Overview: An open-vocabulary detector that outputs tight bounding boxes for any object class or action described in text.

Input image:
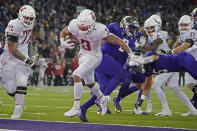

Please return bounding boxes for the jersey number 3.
[81,39,91,51]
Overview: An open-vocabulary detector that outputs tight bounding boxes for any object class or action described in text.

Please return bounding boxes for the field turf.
[0,86,196,130]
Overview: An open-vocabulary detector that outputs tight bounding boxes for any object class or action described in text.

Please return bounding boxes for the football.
[65,34,78,44]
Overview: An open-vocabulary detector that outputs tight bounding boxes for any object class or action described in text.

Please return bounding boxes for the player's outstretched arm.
[172,40,192,54]
[103,33,133,54]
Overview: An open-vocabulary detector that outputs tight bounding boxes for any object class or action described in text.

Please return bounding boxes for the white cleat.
[64,108,81,118]
[155,110,172,116]
[11,105,23,119]
[181,110,197,116]
[133,106,148,115]
[146,102,152,113]
[100,96,110,116]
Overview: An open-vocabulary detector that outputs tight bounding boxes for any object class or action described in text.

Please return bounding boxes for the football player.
[60,10,139,118]
[79,16,142,122]
[187,8,197,109]
[1,5,36,119]
[132,15,197,116]
[113,15,169,115]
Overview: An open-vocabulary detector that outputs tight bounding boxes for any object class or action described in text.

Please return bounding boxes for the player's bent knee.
[16,86,27,95]
[72,74,81,82]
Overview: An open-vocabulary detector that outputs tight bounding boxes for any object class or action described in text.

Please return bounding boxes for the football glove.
[160,49,172,54]
[60,38,75,49]
[24,58,35,69]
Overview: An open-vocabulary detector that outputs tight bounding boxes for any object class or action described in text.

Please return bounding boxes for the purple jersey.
[101,23,142,65]
[144,51,197,80]
[193,23,197,30]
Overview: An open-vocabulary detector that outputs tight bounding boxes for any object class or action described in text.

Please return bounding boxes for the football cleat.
[97,107,112,115]
[155,109,172,116]
[113,97,122,113]
[79,107,88,122]
[64,107,81,118]
[133,103,148,115]
[11,105,23,119]
[0,101,2,106]
[100,96,110,116]
[181,110,197,116]
[146,102,152,113]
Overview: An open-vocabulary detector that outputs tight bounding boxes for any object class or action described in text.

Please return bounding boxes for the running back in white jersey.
[4,18,34,58]
[148,31,170,54]
[68,19,109,55]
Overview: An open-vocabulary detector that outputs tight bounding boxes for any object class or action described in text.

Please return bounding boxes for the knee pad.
[7,92,16,97]
[16,86,27,95]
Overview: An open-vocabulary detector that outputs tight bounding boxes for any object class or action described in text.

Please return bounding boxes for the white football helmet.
[144,17,159,36]
[77,9,96,35]
[178,15,193,34]
[150,14,162,28]
[18,5,36,27]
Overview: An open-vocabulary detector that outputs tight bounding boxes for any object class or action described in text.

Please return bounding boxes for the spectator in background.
[38,54,46,86]
[63,59,68,85]
[54,59,65,86]
[31,55,39,86]
[39,24,45,42]
[45,58,54,86]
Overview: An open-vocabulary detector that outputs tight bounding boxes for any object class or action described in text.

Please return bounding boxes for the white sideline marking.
[0,129,23,131]
[25,112,46,115]
[0,114,9,116]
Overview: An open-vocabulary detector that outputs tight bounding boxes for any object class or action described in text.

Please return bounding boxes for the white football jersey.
[4,18,34,58]
[148,31,170,54]
[178,29,197,60]
[68,19,109,55]
[38,57,46,70]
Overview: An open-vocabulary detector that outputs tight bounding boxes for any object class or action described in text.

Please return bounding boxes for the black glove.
[160,49,172,54]
[24,58,36,69]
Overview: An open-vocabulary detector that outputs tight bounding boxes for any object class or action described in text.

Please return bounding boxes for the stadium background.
[0,0,197,87]
[0,0,197,130]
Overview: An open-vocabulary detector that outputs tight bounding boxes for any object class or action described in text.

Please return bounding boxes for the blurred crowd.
[0,0,196,86]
